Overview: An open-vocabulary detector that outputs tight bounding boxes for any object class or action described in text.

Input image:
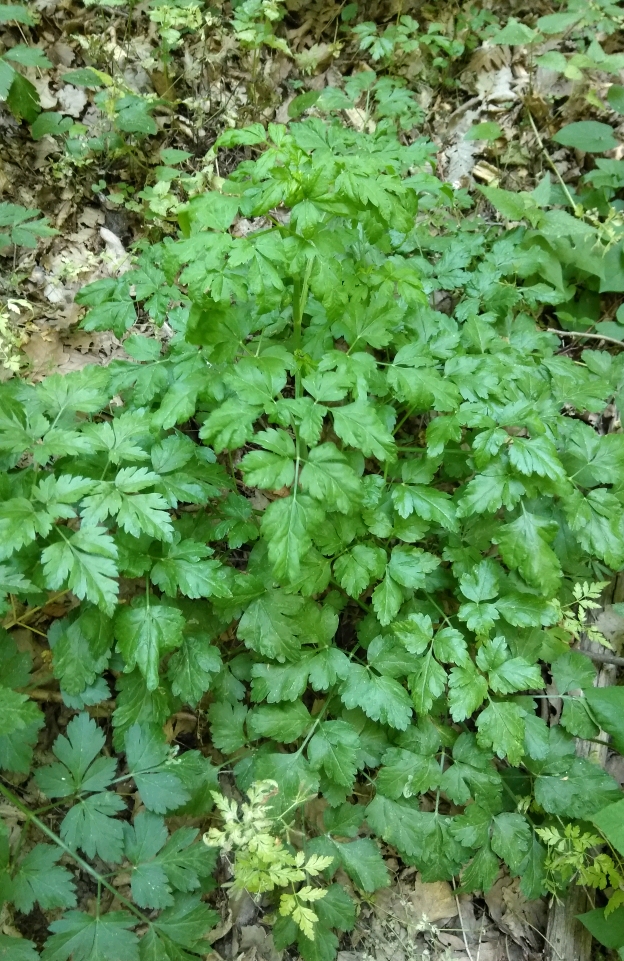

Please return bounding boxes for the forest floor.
[2,0,624,959]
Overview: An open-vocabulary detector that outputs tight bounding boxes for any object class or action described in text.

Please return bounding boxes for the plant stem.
[292,258,313,400]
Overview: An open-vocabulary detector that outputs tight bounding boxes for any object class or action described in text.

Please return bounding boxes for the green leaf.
[477,636,543,694]
[371,573,403,626]
[3,45,52,67]
[334,544,386,598]
[238,591,306,662]
[6,72,40,123]
[35,712,115,797]
[308,721,360,788]
[150,893,219,949]
[332,401,396,461]
[10,845,76,914]
[331,837,389,892]
[124,811,216,909]
[49,607,113,696]
[0,688,41,738]
[460,842,500,893]
[518,835,546,899]
[297,928,339,961]
[207,701,248,754]
[551,651,596,693]
[608,84,624,115]
[448,663,488,722]
[584,687,624,752]
[553,121,618,153]
[0,936,39,961]
[247,701,310,742]
[41,912,139,961]
[439,733,501,805]
[491,813,531,873]
[494,511,562,595]
[592,798,624,856]
[377,747,440,799]
[491,18,538,44]
[124,724,190,813]
[0,6,35,24]
[578,907,624,949]
[42,527,119,616]
[151,539,230,600]
[365,794,426,858]
[61,791,126,863]
[340,665,412,730]
[300,443,361,513]
[391,484,457,530]
[535,756,621,816]
[167,634,222,706]
[409,654,447,714]
[114,598,185,691]
[315,884,356,931]
[476,701,525,765]
[465,122,503,141]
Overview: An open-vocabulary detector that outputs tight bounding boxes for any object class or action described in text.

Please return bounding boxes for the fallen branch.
[545,328,624,350]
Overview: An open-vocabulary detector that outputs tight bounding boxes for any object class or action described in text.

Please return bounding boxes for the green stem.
[292,258,313,400]
[0,780,150,926]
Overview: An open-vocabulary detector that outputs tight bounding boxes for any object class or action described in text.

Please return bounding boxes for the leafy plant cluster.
[2,102,624,958]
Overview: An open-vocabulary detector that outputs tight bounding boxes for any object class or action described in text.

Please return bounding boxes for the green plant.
[3,112,624,960]
[204,780,343,939]
[0,203,57,253]
[0,704,221,959]
[0,5,50,122]
[148,0,205,84]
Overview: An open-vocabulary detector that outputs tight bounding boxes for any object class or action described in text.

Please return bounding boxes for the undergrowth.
[1,108,624,959]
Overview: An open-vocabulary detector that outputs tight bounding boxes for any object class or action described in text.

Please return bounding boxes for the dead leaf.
[23,329,64,379]
[409,876,456,922]
[56,84,88,117]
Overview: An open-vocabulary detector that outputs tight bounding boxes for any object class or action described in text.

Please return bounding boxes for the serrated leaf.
[364,794,426,858]
[41,912,139,961]
[60,791,126,863]
[371,573,403,626]
[237,591,306,662]
[0,935,39,961]
[340,665,412,730]
[332,401,395,461]
[124,724,190,813]
[448,663,488,722]
[42,527,119,616]
[10,845,77,914]
[491,813,531,873]
[333,544,386,598]
[300,443,361,513]
[308,721,360,788]
[409,653,447,714]
[167,634,222,706]
[494,511,562,596]
[377,747,440,799]
[476,701,525,765]
[151,538,230,600]
[124,811,216,909]
[114,598,185,692]
[535,756,621,816]
[247,701,310,742]
[207,701,248,754]
[0,689,41,738]
[35,713,115,797]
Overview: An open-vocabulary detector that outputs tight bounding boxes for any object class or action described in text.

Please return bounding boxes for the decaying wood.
[544,575,624,961]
